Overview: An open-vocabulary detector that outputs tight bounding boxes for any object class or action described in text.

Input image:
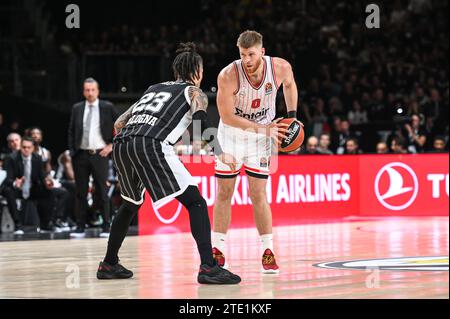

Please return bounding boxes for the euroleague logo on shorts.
[374,162,419,211]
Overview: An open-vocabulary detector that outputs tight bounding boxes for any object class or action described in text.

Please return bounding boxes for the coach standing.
[68,78,118,237]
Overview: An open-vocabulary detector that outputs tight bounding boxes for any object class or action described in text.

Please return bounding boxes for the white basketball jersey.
[233,56,278,125]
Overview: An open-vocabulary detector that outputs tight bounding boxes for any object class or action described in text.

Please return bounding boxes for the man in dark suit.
[2,137,55,234]
[68,78,118,237]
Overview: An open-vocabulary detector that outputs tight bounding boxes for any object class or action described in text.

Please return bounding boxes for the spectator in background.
[300,136,320,155]
[331,119,354,154]
[430,135,448,153]
[344,138,363,155]
[347,100,368,125]
[404,114,427,153]
[2,137,56,234]
[5,133,21,155]
[317,133,333,155]
[54,150,77,228]
[390,136,409,154]
[376,142,390,154]
[28,127,53,174]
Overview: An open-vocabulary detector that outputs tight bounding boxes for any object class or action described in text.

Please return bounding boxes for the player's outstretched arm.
[188,86,237,171]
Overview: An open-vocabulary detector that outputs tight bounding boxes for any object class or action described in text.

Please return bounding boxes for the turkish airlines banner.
[138,154,449,235]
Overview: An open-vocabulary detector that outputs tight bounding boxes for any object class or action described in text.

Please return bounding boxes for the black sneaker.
[197,264,241,285]
[97,261,133,279]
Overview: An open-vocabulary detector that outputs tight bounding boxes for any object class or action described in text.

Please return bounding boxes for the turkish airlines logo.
[374,162,419,210]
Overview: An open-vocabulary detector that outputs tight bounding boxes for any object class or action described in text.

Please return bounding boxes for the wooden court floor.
[0,217,448,299]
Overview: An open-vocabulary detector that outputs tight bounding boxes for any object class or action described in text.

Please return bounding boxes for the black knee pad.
[177,186,207,210]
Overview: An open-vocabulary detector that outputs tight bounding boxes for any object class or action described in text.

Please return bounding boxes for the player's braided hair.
[172,42,203,84]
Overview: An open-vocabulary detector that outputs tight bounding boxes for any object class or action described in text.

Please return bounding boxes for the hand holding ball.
[277,118,304,153]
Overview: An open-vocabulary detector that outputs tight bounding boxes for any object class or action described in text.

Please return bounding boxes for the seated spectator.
[376,142,389,154]
[317,133,333,155]
[28,127,53,174]
[5,133,21,155]
[331,119,354,154]
[390,136,409,154]
[300,136,320,155]
[2,137,57,234]
[54,150,77,228]
[344,138,363,155]
[430,135,448,153]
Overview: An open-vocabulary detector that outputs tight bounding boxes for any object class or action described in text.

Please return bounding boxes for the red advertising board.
[138,154,449,235]
[359,154,449,216]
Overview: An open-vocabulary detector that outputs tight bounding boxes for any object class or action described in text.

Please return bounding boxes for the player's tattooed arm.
[114,104,134,131]
[188,86,209,113]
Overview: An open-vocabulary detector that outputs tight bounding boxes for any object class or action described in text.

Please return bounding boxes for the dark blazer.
[68,100,118,156]
[3,152,48,197]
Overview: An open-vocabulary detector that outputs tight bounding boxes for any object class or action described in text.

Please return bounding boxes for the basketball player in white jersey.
[213,30,300,273]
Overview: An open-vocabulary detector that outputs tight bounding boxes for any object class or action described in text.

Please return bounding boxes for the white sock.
[260,234,274,255]
[212,232,226,252]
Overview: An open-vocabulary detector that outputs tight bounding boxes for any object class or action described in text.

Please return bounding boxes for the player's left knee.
[249,190,268,204]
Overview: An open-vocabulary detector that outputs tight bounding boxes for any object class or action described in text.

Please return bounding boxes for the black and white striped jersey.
[115,81,195,145]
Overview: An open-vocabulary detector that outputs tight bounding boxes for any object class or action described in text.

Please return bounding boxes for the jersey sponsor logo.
[265,83,273,95]
[314,256,449,271]
[235,107,269,121]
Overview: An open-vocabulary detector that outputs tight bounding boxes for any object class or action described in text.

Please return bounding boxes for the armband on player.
[287,111,297,118]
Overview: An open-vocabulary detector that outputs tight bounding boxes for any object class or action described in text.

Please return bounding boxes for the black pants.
[72,150,111,228]
[60,180,76,221]
[1,186,53,228]
[51,187,70,221]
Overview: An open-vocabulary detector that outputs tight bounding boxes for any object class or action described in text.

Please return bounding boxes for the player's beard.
[244,57,263,75]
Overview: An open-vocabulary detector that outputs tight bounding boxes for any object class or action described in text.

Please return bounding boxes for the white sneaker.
[99,232,110,238]
[70,229,86,238]
[13,229,24,235]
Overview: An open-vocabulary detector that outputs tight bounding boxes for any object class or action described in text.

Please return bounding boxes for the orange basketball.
[278,118,304,153]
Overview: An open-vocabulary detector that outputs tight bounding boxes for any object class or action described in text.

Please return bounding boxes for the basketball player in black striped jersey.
[212,30,301,273]
[97,43,241,284]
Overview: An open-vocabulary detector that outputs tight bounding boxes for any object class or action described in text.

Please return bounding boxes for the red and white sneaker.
[261,249,279,274]
[212,247,229,269]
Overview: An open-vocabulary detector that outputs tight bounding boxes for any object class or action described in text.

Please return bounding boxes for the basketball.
[278,118,304,153]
